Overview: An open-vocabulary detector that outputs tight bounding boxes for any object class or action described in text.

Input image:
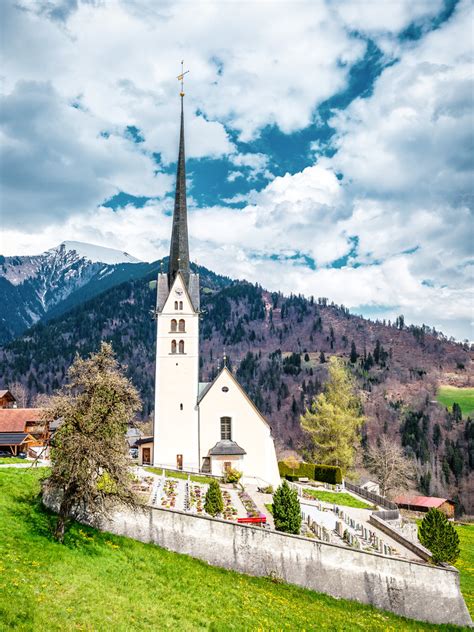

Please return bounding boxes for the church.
[150,90,280,489]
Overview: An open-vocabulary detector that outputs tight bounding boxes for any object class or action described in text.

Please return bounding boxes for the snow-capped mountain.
[50,241,142,265]
[0,242,150,344]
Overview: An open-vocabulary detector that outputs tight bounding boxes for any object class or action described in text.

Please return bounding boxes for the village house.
[0,389,16,409]
[0,408,49,457]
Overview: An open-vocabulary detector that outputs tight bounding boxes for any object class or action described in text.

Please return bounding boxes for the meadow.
[303,489,372,509]
[437,386,474,417]
[0,468,471,631]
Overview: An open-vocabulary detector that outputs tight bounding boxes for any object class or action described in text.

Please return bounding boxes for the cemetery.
[138,467,430,563]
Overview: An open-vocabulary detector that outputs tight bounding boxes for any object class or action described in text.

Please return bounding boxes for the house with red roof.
[0,408,49,457]
[394,495,455,519]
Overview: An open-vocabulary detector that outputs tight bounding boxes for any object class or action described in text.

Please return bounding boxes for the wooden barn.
[394,495,455,519]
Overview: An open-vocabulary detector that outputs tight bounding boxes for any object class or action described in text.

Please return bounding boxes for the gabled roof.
[0,409,44,433]
[208,440,246,456]
[198,366,270,429]
[0,389,15,401]
[0,432,35,446]
[394,495,452,508]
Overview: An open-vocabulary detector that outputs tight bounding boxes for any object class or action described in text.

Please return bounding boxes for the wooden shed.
[394,495,455,519]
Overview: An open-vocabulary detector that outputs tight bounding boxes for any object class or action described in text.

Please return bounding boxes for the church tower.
[153,88,200,470]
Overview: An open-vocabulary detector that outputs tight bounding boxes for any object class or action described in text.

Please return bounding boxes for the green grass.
[145,466,216,485]
[455,524,474,618]
[0,457,29,465]
[437,386,474,417]
[303,489,372,509]
[0,469,467,631]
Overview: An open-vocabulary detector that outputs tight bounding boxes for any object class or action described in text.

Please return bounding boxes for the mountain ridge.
[0,260,472,512]
[0,242,146,343]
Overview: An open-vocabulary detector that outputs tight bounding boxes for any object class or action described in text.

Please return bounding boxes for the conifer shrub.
[272,480,302,535]
[418,508,460,564]
[204,479,224,517]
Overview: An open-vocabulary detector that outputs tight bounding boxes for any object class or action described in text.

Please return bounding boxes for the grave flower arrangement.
[238,490,261,518]
[222,490,238,521]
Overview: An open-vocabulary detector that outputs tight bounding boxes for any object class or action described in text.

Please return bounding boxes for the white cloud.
[2,0,472,339]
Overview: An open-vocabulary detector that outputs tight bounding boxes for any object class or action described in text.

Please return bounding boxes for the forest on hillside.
[0,266,472,513]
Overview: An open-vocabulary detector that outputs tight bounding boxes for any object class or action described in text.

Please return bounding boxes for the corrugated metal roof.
[0,409,44,433]
[0,432,30,445]
[394,495,451,508]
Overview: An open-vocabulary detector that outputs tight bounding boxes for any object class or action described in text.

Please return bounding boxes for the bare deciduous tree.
[9,381,28,407]
[44,342,141,541]
[365,436,415,497]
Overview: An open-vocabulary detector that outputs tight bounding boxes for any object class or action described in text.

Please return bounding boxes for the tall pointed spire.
[168,68,190,288]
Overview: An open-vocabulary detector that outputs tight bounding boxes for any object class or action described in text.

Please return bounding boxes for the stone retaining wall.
[42,489,472,627]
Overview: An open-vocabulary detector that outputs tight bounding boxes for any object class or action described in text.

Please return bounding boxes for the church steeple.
[168,85,190,288]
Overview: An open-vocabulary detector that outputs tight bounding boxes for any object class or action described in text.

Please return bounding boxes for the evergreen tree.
[300,357,364,474]
[204,479,224,517]
[319,351,326,364]
[418,508,460,564]
[45,342,141,541]
[350,341,358,364]
[272,480,301,534]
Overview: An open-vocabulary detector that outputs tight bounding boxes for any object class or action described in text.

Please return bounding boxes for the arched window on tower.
[178,319,185,332]
[170,319,177,332]
[179,301,183,310]
[171,340,177,354]
[174,301,179,310]
[179,340,185,354]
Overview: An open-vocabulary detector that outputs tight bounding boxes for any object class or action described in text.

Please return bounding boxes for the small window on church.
[180,403,183,410]
[222,386,229,393]
[171,340,177,354]
[179,340,185,354]
[174,301,179,310]
[178,319,185,332]
[179,301,183,310]
[170,319,177,332]
[220,416,232,440]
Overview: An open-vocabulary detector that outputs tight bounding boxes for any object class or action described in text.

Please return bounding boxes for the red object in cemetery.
[237,516,267,525]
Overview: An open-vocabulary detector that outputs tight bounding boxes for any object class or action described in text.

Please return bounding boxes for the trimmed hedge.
[278,461,342,485]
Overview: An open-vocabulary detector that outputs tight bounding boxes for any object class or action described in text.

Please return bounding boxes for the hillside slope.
[0,266,472,511]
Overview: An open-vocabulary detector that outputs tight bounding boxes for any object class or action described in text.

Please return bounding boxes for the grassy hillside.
[455,523,474,617]
[438,386,474,417]
[0,468,468,631]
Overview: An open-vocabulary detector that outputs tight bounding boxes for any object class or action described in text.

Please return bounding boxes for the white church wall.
[199,369,281,488]
[154,273,200,471]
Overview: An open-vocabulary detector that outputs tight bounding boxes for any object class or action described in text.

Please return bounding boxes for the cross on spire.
[177,60,189,98]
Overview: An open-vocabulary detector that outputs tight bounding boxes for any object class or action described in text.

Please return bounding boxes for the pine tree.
[272,480,301,534]
[204,479,224,517]
[350,341,358,364]
[418,508,460,564]
[300,357,364,474]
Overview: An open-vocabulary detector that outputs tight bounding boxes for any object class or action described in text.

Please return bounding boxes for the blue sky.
[1,0,473,340]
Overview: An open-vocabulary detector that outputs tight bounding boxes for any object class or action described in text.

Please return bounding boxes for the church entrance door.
[142,448,151,465]
[176,454,183,470]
